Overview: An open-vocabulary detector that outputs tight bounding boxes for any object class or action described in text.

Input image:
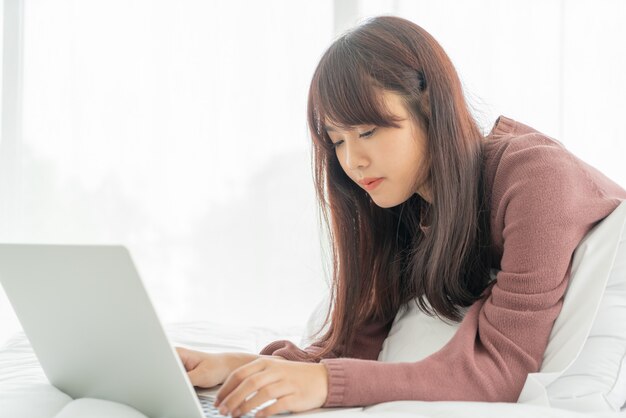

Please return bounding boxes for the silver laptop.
[0,244,296,418]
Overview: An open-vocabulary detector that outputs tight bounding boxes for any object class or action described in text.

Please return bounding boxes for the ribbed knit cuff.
[320,359,347,407]
[259,340,315,362]
[259,340,288,356]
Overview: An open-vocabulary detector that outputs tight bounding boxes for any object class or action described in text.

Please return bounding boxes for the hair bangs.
[308,39,403,151]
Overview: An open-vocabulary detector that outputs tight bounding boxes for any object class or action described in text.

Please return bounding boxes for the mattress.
[1,321,624,418]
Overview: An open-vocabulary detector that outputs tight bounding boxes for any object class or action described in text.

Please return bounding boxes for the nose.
[344,141,369,171]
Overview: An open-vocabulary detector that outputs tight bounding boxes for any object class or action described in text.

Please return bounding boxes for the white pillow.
[376,292,475,363]
[303,201,626,411]
[519,200,626,412]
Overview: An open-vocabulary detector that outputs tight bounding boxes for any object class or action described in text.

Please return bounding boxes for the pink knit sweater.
[260,115,626,407]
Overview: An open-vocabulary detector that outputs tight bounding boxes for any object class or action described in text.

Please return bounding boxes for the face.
[325,90,432,208]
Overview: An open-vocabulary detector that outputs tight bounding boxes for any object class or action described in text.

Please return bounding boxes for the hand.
[175,347,285,389]
[176,347,232,388]
[214,357,328,417]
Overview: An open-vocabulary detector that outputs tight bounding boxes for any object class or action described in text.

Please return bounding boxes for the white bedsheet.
[1,321,624,418]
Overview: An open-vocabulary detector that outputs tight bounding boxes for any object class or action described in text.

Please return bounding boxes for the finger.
[234,380,292,417]
[255,395,295,418]
[219,367,279,416]
[216,359,267,404]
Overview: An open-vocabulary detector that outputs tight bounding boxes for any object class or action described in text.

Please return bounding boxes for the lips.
[360,178,384,191]
[358,177,383,186]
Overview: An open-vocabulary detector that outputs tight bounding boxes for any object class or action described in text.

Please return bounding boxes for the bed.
[3,201,626,417]
[1,320,625,418]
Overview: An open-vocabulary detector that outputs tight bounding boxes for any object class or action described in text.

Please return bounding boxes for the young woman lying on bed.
[176,15,626,418]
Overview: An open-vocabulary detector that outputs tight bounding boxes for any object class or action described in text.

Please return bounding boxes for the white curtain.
[0,0,336,345]
[2,0,625,346]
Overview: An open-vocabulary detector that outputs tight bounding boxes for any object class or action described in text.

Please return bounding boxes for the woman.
[177,15,626,417]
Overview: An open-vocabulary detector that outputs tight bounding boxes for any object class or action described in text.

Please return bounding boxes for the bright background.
[1,0,625,347]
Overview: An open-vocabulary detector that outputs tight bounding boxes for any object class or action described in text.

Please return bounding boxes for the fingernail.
[233,409,241,416]
[214,398,220,407]
[219,406,228,415]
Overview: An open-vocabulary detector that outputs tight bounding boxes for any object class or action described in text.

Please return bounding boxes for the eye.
[331,128,377,149]
[359,128,377,138]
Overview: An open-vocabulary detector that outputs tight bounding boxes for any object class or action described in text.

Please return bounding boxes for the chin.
[370,194,409,209]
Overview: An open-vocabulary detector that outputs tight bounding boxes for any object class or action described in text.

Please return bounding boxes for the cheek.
[391,141,426,182]
[381,138,421,167]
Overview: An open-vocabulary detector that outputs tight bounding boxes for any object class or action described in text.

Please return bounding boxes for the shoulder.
[482,114,626,204]
[483,116,568,162]
[484,126,591,216]
[482,117,626,256]
[483,118,572,182]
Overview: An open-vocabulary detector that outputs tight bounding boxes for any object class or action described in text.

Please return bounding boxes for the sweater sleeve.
[259,338,338,363]
[316,135,626,407]
[259,315,393,363]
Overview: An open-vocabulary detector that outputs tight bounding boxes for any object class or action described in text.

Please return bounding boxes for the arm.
[316,137,626,407]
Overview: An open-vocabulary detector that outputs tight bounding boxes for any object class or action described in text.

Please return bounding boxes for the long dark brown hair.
[306,15,493,359]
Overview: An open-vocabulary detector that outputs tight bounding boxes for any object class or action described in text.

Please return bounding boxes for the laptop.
[0,244,346,418]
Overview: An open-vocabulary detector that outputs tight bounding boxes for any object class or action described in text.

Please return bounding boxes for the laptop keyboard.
[199,394,261,418]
